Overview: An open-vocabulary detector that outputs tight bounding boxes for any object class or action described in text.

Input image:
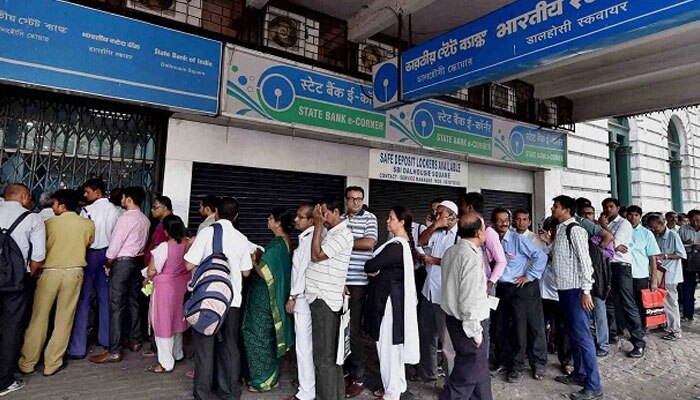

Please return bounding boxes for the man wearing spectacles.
[342,186,378,398]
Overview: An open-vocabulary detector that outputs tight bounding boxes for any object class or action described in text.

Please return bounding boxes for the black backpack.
[566,222,612,301]
[0,211,32,293]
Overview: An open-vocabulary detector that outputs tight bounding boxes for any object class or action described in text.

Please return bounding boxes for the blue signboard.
[391,0,700,104]
[0,0,222,114]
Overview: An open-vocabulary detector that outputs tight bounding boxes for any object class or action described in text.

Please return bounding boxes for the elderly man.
[440,212,493,400]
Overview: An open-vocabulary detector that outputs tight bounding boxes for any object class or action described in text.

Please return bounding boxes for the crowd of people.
[0,180,698,400]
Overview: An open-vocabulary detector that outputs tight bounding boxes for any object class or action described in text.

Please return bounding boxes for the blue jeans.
[592,296,609,352]
[559,289,602,392]
[67,249,110,356]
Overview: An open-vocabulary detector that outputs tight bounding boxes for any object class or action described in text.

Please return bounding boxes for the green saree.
[242,236,294,391]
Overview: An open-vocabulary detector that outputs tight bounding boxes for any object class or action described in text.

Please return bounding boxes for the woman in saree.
[242,206,294,392]
[364,205,420,400]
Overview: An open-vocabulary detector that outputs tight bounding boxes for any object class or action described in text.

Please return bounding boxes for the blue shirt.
[630,224,661,279]
[498,229,547,284]
[655,228,687,285]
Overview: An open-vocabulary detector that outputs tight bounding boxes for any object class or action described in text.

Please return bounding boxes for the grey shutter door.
[368,179,466,243]
[482,189,533,226]
[189,162,346,247]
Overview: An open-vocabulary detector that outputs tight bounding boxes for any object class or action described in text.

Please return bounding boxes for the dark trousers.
[495,281,547,372]
[440,317,492,400]
[0,275,30,391]
[108,258,142,353]
[68,249,110,356]
[543,299,571,368]
[345,285,366,383]
[632,278,649,328]
[559,289,601,393]
[681,270,699,319]
[193,307,242,400]
[310,299,344,400]
[609,263,645,348]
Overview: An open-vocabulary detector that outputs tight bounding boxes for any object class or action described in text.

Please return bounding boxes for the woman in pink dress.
[145,215,191,373]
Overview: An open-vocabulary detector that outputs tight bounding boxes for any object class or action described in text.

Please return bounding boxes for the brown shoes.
[121,340,143,352]
[89,352,123,364]
[345,382,364,398]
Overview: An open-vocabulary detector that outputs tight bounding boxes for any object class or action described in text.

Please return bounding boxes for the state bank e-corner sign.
[224,49,385,138]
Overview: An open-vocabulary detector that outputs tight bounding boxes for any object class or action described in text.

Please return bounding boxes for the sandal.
[185,370,195,379]
[373,388,385,397]
[247,382,280,393]
[533,370,545,380]
[147,363,172,373]
[141,349,156,357]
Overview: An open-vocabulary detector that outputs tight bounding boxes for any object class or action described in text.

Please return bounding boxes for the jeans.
[559,289,602,393]
[591,296,609,352]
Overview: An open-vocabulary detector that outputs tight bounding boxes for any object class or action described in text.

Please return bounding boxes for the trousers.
[345,285,367,383]
[440,317,492,400]
[294,298,315,400]
[19,269,83,374]
[559,289,602,392]
[609,263,645,348]
[108,258,143,353]
[193,307,242,400]
[0,274,31,391]
[417,298,455,379]
[68,248,110,356]
[310,299,344,400]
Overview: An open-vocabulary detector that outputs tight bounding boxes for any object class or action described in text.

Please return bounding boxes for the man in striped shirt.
[307,197,354,400]
[540,195,602,400]
[341,186,378,398]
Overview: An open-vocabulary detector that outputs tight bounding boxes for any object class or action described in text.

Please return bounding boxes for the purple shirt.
[483,226,507,284]
[106,209,150,259]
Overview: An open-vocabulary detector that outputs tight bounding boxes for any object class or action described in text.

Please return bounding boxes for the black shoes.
[570,388,603,400]
[555,375,585,386]
[507,371,523,384]
[627,346,645,358]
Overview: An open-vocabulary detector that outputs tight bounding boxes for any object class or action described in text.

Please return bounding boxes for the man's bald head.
[457,211,484,239]
[3,183,32,208]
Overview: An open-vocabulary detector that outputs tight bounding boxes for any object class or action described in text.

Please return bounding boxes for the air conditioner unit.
[490,83,515,114]
[264,6,319,60]
[537,99,558,126]
[126,0,201,26]
[357,40,396,75]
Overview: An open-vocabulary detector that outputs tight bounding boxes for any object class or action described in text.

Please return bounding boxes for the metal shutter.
[368,179,466,242]
[482,189,532,224]
[189,162,346,246]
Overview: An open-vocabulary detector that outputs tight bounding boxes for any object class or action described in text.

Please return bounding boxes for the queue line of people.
[1,180,699,400]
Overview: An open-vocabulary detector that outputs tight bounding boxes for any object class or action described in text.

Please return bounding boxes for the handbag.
[640,288,667,328]
[336,294,351,365]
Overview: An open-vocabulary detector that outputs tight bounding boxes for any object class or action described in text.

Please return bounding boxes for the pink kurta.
[149,241,191,338]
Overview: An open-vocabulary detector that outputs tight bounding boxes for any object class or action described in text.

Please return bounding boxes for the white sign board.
[369,149,468,187]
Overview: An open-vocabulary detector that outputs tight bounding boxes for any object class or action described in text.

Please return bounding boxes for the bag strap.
[4,211,31,235]
[212,223,224,255]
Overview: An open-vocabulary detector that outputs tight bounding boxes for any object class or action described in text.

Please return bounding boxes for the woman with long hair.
[145,214,191,373]
[242,207,294,392]
[364,205,420,400]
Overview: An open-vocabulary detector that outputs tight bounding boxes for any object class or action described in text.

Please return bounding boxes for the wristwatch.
[583,290,590,295]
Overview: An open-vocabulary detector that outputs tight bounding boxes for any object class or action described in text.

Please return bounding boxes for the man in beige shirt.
[440,212,492,400]
[19,189,95,376]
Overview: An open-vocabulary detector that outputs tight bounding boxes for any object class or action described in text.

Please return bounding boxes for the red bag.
[641,288,667,328]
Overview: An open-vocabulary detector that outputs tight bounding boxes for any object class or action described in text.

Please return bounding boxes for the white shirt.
[291,226,314,298]
[521,230,558,301]
[81,198,121,249]
[39,208,55,222]
[0,201,46,270]
[608,215,633,265]
[306,221,353,312]
[422,224,458,304]
[184,219,253,308]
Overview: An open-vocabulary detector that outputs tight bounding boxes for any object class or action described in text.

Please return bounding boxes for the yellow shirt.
[44,211,95,269]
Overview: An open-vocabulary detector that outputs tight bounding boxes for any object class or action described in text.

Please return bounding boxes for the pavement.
[12,319,700,400]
